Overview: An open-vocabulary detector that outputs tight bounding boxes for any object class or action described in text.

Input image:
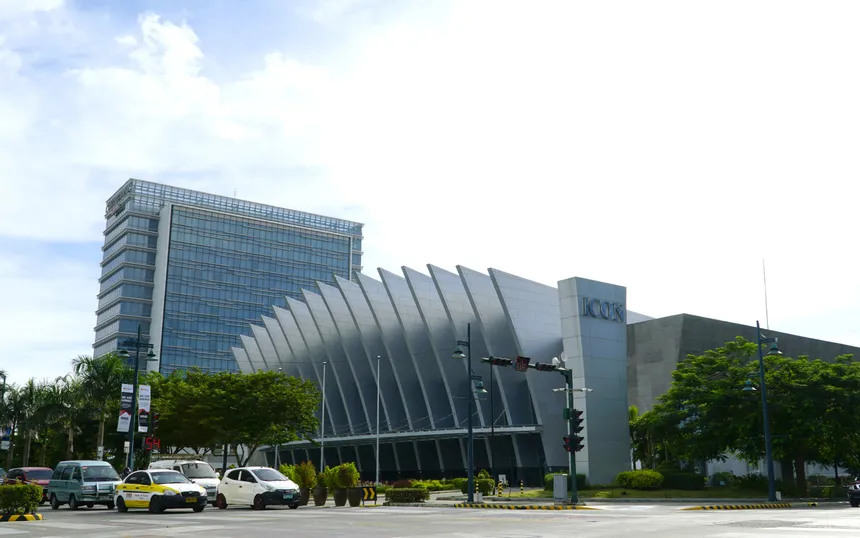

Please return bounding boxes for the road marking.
[0,528,27,536]
[36,521,115,530]
[160,525,229,535]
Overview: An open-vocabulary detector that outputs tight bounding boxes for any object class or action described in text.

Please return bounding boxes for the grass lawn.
[496,488,766,499]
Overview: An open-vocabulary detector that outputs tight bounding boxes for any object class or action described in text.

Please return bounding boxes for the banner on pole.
[117,384,134,432]
[138,385,151,433]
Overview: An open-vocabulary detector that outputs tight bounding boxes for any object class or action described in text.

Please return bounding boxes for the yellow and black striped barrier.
[0,513,43,522]
[452,503,599,510]
[683,503,792,511]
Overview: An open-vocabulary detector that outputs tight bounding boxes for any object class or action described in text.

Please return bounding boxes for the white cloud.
[2,0,860,383]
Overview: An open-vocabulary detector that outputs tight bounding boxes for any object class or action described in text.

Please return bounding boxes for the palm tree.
[46,376,87,460]
[17,379,39,466]
[3,385,26,468]
[72,354,131,455]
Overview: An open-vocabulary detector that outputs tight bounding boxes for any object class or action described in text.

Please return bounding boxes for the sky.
[2,0,859,385]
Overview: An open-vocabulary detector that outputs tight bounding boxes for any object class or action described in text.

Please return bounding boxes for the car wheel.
[69,494,79,511]
[106,502,115,510]
[289,503,299,509]
[192,505,205,513]
[216,494,228,510]
[116,497,128,512]
[149,496,162,514]
[86,502,94,509]
[49,494,60,510]
[851,498,859,508]
[253,495,265,510]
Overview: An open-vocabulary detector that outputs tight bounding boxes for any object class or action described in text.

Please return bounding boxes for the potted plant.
[329,465,347,506]
[294,461,316,506]
[313,469,329,506]
[338,463,362,506]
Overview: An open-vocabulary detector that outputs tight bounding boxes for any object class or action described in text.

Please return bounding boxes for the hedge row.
[613,470,705,490]
[0,484,42,515]
[543,473,588,491]
[386,488,430,503]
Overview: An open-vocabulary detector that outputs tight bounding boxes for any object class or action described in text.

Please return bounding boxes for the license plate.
[282,494,294,500]
[185,497,197,503]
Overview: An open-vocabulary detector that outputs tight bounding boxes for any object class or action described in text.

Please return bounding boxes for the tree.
[646,337,842,496]
[72,353,132,455]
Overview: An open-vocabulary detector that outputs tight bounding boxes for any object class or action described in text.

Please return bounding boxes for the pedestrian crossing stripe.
[451,503,599,510]
[683,503,792,511]
[0,514,43,522]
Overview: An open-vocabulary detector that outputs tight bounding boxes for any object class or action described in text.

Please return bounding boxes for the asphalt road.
[0,503,858,537]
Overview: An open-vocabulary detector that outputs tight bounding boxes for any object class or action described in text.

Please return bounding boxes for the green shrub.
[279,464,297,482]
[320,466,338,490]
[458,478,495,495]
[0,484,42,515]
[733,473,767,491]
[662,472,705,490]
[543,472,588,491]
[615,470,663,490]
[386,488,430,503]
[294,461,317,490]
[392,479,413,488]
[335,462,360,488]
[477,469,491,479]
[450,477,467,491]
[412,480,446,491]
[709,471,735,487]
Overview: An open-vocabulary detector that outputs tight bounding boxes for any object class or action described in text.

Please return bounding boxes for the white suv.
[215,467,300,510]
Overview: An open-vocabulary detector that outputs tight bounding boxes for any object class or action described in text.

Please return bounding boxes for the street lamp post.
[117,325,157,471]
[452,323,476,503]
[319,361,327,474]
[375,355,381,485]
[742,321,781,502]
[553,378,591,505]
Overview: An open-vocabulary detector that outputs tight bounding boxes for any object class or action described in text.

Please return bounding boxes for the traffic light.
[563,436,571,452]
[571,409,584,433]
[571,409,585,452]
[533,362,557,372]
[483,356,513,367]
[152,413,160,433]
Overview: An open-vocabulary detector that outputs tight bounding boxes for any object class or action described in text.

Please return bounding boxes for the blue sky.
[2,0,860,385]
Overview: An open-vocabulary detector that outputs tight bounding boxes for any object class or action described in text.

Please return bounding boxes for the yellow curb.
[0,513,43,522]
[682,503,792,511]
[451,503,599,510]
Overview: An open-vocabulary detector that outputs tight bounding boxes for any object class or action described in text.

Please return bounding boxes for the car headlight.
[81,485,97,493]
[163,489,178,496]
[199,487,207,495]
[263,483,276,492]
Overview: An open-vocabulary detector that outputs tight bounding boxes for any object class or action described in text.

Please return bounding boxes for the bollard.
[520,480,524,495]
[498,481,503,496]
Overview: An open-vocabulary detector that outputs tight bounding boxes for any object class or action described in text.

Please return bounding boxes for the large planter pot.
[299,488,311,506]
[312,487,327,506]
[333,488,348,507]
[347,487,362,507]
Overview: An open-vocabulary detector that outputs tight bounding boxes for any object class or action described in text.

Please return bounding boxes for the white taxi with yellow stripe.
[115,470,208,513]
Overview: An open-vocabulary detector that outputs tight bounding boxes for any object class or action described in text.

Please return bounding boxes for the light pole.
[742,321,781,502]
[375,355,381,485]
[319,361,327,474]
[553,379,591,504]
[453,323,484,503]
[489,360,495,479]
[117,325,157,471]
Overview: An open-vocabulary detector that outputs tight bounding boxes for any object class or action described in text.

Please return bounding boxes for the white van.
[148,460,220,502]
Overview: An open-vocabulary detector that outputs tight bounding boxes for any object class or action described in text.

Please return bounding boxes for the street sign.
[362,486,377,504]
[515,356,531,372]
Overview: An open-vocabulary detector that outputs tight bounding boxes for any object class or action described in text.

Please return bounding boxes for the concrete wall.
[628,314,860,413]
[559,277,631,484]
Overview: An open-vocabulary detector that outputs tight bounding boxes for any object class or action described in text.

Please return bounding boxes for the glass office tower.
[94,179,363,374]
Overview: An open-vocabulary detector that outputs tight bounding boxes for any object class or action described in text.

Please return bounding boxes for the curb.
[683,503,792,511]
[451,503,599,510]
[0,514,43,522]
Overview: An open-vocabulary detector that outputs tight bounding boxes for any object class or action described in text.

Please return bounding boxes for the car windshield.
[181,463,217,479]
[82,466,120,481]
[253,469,288,482]
[152,472,190,485]
[25,470,52,480]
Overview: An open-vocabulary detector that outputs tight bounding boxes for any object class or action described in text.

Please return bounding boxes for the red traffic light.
[563,436,571,452]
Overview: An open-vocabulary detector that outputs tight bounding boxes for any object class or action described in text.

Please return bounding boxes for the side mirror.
[216,472,221,479]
